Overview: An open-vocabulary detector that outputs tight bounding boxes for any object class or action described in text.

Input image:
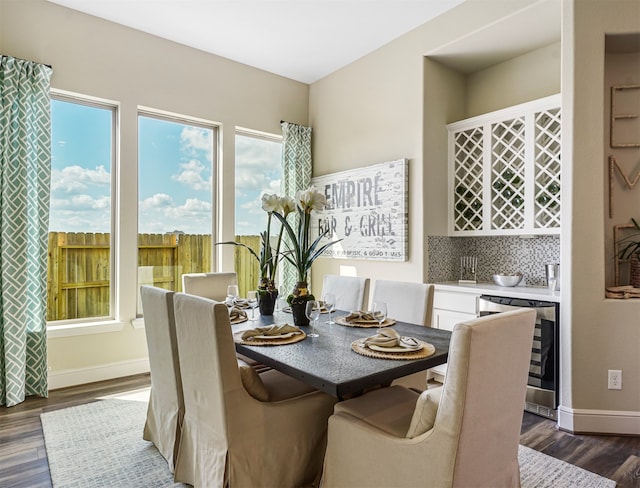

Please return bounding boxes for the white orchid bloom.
[296,186,326,213]
[261,193,280,213]
[280,196,296,215]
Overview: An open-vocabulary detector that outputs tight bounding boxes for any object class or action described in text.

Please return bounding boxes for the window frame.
[136,107,220,316]
[233,127,283,295]
[47,90,120,336]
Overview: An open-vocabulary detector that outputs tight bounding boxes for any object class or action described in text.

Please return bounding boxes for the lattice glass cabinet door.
[533,107,562,229]
[452,127,484,232]
[448,95,561,236]
[490,116,526,231]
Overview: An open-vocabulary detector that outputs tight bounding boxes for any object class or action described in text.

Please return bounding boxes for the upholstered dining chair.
[321,274,370,312]
[371,280,435,390]
[182,270,265,369]
[371,279,434,326]
[172,293,337,488]
[321,308,536,488]
[140,285,183,473]
[181,271,237,301]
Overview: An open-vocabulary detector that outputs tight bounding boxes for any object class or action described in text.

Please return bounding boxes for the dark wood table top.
[232,310,451,398]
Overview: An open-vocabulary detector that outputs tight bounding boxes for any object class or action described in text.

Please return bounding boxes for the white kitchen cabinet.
[447,94,561,236]
[429,288,480,379]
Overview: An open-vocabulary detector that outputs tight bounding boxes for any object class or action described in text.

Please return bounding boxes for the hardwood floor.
[0,373,638,487]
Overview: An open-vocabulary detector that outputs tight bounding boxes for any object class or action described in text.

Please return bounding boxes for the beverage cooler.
[478,295,559,420]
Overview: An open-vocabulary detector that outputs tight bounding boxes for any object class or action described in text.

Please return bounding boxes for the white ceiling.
[46,0,468,84]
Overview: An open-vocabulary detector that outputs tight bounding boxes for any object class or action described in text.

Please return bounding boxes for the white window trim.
[48,90,120,336]
[47,320,125,339]
[136,107,220,317]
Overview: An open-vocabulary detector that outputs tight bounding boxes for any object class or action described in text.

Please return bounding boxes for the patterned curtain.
[0,56,52,406]
[280,121,312,296]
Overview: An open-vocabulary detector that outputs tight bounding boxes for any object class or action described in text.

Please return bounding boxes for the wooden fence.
[47,232,260,321]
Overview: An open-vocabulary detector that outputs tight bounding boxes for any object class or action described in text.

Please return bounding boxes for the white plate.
[251,332,298,340]
[368,343,423,353]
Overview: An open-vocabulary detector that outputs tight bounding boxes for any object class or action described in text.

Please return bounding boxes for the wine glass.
[226,284,239,314]
[247,290,258,321]
[305,300,321,338]
[275,285,287,312]
[322,292,336,324]
[372,301,387,333]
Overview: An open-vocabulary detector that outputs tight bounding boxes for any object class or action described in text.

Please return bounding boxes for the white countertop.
[434,281,560,303]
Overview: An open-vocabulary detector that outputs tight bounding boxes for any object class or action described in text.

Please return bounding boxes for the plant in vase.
[272,186,342,326]
[617,217,640,288]
[216,193,296,315]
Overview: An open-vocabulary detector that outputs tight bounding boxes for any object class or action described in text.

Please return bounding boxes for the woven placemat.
[230,316,248,325]
[335,315,396,328]
[233,329,306,346]
[351,338,436,360]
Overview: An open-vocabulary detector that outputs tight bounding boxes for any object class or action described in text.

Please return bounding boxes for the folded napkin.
[344,310,383,324]
[363,328,421,350]
[241,323,301,341]
[233,299,250,309]
[229,307,247,322]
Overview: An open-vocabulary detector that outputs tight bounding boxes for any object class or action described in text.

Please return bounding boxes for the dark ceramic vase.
[290,281,311,327]
[258,288,278,315]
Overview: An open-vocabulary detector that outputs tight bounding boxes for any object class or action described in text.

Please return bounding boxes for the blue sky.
[50,99,282,236]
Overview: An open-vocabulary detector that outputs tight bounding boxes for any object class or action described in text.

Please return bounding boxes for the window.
[234,130,282,296]
[49,95,116,322]
[137,111,217,312]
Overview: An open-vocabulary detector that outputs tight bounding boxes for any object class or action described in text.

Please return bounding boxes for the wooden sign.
[311,159,408,261]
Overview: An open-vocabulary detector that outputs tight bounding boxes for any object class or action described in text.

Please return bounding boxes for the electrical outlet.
[608,370,622,390]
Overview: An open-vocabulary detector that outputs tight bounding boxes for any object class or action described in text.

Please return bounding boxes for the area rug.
[41,398,616,488]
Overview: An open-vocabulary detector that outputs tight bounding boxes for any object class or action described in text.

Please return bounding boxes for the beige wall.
[309,0,547,295]
[310,0,639,432]
[0,0,308,382]
[466,41,561,117]
[561,0,640,424]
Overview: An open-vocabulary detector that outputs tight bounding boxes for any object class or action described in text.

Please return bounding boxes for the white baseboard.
[558,405,640,435]
[48,358,150,390]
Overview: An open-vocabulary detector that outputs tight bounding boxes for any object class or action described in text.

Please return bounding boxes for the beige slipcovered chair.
[321,308,536,488]
[181,270,263,369]
[172,293,337,488]
[321,274,370,312]
[140,286,183,473]
[371,279,434,326]
[181,271,237,301]
[371,280,435,390]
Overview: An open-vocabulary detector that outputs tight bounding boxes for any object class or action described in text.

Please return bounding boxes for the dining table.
[232,309,452,399]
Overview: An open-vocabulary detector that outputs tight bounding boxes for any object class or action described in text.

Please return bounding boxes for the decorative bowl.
[492,273,523,287]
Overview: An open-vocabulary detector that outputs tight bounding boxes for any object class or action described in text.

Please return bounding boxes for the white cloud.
[51,194,110,211]
[235,168,269,192]
[180,126,212,159]
[172,159,211,191]
[140,193,174,211]
[51,165,110,193]
[139,197,212,234]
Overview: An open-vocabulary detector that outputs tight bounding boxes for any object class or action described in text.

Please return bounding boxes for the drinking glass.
[247,290,258,321]
[275,285,287,312]
[305,300,321,337]
[322,293,336,324]
[226,284,239,314]
[372,301,387,333]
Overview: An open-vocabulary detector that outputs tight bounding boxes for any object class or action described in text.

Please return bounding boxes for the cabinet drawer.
[433,291,478,315]
[434,309,478,331]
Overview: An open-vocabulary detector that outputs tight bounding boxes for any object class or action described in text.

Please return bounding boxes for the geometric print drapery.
[0,55,52,406]
[280,121,312,296]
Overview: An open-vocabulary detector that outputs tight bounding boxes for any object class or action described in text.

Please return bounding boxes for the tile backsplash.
[428,235,560,286]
